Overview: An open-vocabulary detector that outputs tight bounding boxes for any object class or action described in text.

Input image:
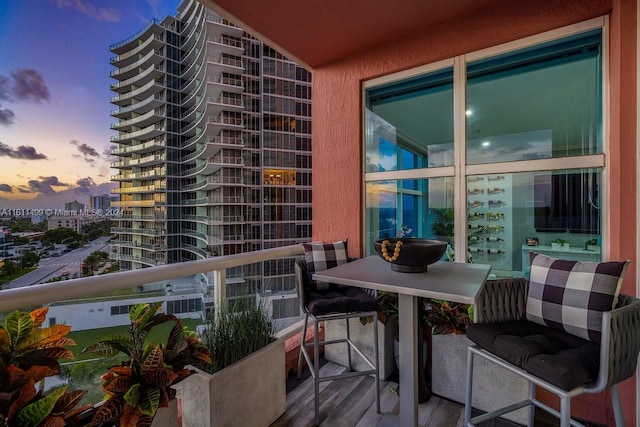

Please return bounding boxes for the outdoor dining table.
[313,255,492,427]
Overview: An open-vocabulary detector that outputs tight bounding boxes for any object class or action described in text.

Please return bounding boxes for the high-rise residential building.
[64,200,85,212]
[109,0,312,320]
[89,194,112,211]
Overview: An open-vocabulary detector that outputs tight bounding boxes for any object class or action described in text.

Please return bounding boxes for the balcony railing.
[0,245,304,313]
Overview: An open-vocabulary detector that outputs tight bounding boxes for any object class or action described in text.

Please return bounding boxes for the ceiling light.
[482,141,490,147]
[465,110,473,116]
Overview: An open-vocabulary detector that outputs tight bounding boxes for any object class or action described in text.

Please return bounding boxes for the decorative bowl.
[373,238,448,273]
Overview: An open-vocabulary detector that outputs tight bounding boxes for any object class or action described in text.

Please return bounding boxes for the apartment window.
[363,23,604,278]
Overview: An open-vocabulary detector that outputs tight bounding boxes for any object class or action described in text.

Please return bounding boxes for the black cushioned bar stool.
[294,257,380,426]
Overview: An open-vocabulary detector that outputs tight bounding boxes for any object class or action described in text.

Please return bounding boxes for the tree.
[0,260,18,276]
[80,219,112,241]
[41,227,81,246]
[20,251,40,268]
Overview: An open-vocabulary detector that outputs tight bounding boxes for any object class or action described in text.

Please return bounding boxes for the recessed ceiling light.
[465,110,473,116]
[482,141,490,147]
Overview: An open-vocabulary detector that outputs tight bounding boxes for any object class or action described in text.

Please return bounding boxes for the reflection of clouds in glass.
[427,143,453,167]
[365,109,397,172]
[467,129,552,164]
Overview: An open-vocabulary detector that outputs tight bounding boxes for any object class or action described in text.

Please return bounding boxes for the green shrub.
[200,298,275,374]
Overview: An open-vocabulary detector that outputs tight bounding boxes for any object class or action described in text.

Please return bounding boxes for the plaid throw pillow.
[526,252,629,342]
[302,240,348,290]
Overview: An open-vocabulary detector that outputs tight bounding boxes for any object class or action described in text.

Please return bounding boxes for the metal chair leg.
[346,317,352,370]
[610,384,624,427]
[373,315,380,413]
[560,396,571,427]
[528,381,536,427]
[314,318,321,426]
[464,348,474,426]
[297,314,309,379]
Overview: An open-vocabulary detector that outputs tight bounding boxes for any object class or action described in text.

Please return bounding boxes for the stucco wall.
[311,0,637,424]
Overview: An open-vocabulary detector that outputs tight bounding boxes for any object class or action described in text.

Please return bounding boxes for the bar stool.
[294,241,380,426]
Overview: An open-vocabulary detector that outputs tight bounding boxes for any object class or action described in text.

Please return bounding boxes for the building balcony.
[0,243,470,427]
[206,34,243,55]
[183,214,245,225]
[111,253,165,266]
[110,79,164,107]
[110,33,164,68]
[205,14,244,37]
[110,240,166,251]
[111,138,165,156]
[110,108,165,133]
[111,227,166,236]
[110,49,162,80]
[110,64,164,94]
[111,94,165,118]
[111,200,160,208]
[110,184,164,194]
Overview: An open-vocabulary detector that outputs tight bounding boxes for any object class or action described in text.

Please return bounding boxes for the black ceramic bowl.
[373,238,448,273]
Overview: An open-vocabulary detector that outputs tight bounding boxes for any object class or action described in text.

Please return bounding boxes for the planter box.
[324,315,397,380]
[151,398,178,427]
[551,242,570,250]
[180,340,286,427]
[431,333,529,424]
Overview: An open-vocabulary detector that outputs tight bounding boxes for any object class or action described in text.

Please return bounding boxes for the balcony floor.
[274,361,467,427]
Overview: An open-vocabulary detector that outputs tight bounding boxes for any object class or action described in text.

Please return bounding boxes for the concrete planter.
[431,333,529,424]
[324,315,398,380]
[151,398,178,427]
[180,340,286,427]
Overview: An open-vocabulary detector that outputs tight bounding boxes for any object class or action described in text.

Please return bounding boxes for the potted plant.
[427,299,529,424]
[179,297,286,427]
[551,238,570,250]
[584,238,599,251]
[0,307,93,427]
[83,302,210,427]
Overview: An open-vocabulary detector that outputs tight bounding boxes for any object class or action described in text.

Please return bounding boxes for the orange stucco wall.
[311,0,637,424]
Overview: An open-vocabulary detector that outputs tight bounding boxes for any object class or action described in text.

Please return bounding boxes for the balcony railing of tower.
[208,74,244,88]
[183,244,209,258]
[110,34,162,65]
[183,214,245,223]
[181,195,244,205]
[111,94,166,117]
[118,213,166,221]
[110,49,159,78]
[110,108,165,130]
[205,14,243,30]
[112,254,165,266]
[111,138,166,155]
[111,227,166,235]
[205,55,243,69]
[208,95,244,108]
[110,18,160,51]
[110,184,165,194]
[110,79,162,105]
[206,35,244,49]
[110,65,164,91]
[111,200,158,207]
[111,241,167,251]
[208,115,243,126]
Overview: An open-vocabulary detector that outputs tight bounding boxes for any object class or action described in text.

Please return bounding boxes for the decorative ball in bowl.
[373,238,448,273]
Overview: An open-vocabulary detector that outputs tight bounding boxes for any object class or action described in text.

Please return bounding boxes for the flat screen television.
[534,172,600,234]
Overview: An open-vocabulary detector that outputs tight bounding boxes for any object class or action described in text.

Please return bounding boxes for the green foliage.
[200,297,275,374]
[80,220,112,241]
[0,307,92,427]
[84,303,210,426]
[425,299,473,335]
[430,208,454,237]
[20,251,40,269]
[41,227,81,246]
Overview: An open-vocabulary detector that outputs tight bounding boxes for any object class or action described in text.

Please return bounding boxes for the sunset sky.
[0,0,175,209]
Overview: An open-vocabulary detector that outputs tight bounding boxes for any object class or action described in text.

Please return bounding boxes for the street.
[7,236,111,289]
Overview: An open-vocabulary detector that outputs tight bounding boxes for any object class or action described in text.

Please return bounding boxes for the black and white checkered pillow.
[302,240,348,290]
[526,252,629,342]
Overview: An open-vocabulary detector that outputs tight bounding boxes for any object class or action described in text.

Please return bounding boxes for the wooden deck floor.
[272,362,465,427]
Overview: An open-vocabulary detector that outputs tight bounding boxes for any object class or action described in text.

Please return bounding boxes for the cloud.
[0,142,48,160]
[0,184,12,192]
[56,0,120,22]
[74,177,97,195]
[70,140,100,163]
[0,69,51,126]
[10,69,51,103]
[0,108,15,126]
[16,186,30,194]
[26,176,69,196]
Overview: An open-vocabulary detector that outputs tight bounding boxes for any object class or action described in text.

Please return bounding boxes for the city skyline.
[0,0,176,209]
